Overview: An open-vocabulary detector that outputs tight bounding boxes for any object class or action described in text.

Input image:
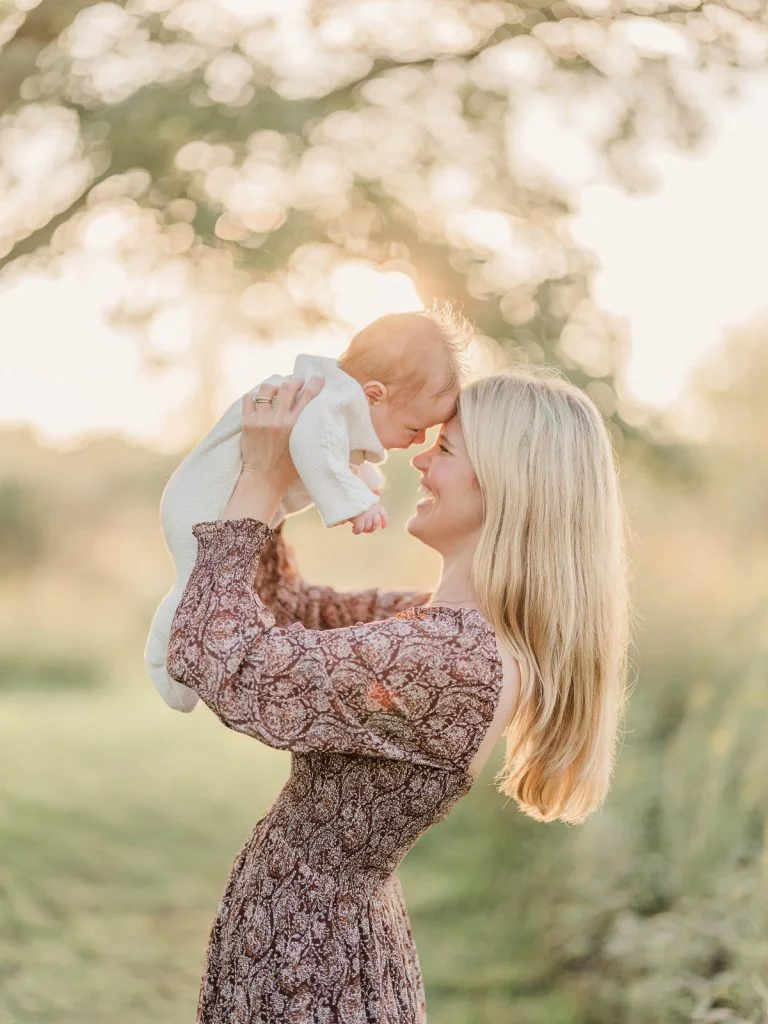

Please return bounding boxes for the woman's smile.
[416,480,436,509]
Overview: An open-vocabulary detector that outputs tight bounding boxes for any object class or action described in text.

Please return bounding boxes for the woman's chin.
[406,505,434,541]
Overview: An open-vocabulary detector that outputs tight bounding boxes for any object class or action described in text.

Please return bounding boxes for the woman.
[167,368,630,1023]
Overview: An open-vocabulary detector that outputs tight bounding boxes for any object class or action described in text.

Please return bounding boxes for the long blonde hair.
[459,370,631,825]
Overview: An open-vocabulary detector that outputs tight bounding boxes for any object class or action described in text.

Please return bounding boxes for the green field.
[1,423,767,1024]
[0,687,579,1024]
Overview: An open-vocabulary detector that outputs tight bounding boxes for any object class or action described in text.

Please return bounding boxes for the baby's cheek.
[389,421,411,446]
[378,414,401,446]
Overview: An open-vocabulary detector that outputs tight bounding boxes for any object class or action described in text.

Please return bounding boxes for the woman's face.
[406,414,484,556]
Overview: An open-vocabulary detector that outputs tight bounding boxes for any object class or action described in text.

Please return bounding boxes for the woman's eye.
[439,443,449,454]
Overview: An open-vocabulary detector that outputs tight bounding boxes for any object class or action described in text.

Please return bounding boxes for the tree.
[1,0,766,434]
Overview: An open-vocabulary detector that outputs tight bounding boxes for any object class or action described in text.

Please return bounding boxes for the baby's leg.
[146,398,246,711]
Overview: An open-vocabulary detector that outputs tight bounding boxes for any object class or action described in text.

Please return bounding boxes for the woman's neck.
[430,549,479,609]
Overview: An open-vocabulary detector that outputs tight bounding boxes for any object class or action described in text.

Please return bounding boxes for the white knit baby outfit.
[145,353,386,712]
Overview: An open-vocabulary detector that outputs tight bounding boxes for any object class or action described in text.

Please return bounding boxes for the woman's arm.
[166,518,500,769]
[224,388,429,629]
[254,525,430,630]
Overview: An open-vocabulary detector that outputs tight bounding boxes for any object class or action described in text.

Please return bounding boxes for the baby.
[145,308,469,712]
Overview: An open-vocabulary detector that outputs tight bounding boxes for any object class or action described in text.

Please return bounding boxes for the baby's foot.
[350,502,388,535]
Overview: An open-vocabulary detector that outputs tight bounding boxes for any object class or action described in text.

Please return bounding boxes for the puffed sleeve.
[254,524,431,629]
[167,519,500,771]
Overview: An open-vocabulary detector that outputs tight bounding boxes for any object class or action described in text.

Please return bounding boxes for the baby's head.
[338,307,471,449]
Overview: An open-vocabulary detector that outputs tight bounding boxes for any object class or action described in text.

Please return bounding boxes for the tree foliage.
[1,0,766,432]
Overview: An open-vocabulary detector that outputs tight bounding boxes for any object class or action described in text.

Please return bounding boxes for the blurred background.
[1,1,767,1022]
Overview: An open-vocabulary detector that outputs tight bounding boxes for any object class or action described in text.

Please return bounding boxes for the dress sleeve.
[166,519,500,771]
[254,524,431,630]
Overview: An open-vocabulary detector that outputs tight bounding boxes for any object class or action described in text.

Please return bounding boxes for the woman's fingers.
[243,374,324,426]
[277,374,324,415]
[272,376,304,415]
[243,381,278,420]
[292,375,325,418]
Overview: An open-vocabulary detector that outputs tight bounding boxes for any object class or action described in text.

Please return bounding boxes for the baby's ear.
[362,380,388,404]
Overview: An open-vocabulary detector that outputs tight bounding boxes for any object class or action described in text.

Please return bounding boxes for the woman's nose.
[411,448,429,471]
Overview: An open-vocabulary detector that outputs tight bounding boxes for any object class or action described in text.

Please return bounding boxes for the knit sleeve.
[289,396,379,527]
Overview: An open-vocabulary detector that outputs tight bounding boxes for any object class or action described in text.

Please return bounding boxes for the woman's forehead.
[440,414,464,443]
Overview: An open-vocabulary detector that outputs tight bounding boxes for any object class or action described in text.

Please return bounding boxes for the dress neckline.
[398,602,489,626]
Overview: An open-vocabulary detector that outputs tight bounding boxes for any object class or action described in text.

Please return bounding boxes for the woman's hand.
[241,375,325,490]
[223,374,324,523]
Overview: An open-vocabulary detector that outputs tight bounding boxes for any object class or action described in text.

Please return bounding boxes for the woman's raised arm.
[166,519,500,769]
[225,376,429,629]
[255,525,430,629]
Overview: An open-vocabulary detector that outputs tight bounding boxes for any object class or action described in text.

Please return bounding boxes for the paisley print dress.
[167,519,503,1023]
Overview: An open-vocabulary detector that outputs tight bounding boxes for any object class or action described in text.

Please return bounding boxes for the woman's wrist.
[223,467,284,524]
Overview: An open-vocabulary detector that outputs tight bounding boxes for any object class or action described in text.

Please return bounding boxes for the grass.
[2,436,766,1023]
[0,448,581,1023]
[0,685,580,1024]
[0,688,288,1024]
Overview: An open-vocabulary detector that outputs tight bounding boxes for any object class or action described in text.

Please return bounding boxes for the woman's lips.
[416,483,436,509]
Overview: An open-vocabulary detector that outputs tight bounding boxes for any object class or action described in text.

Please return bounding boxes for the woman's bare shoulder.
[467,632,521,780]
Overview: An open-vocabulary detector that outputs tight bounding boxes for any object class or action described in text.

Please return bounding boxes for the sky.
[1,68,767,449]
[572,72,768,407]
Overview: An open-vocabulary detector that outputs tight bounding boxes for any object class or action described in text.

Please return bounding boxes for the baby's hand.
[350,502,388,535]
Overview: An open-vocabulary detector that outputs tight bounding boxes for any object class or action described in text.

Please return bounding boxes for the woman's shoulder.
[332,604,512,774]
[394,603,494,633]
[395,604,519,705]
[386,605,504,682]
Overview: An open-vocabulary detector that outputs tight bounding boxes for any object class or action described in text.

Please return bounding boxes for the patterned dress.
[167,518,503,1023]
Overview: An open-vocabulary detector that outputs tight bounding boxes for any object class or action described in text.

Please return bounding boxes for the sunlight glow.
[0,273,189,445]
[2,75,768,447]
[0,258,426,449]
[572,76,768,405]
[330,264,424,328]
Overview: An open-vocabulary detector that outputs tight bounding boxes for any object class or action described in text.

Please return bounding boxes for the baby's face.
[370,385,458,450]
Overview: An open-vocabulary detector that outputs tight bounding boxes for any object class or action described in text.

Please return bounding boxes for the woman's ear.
[362,380,388,404]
